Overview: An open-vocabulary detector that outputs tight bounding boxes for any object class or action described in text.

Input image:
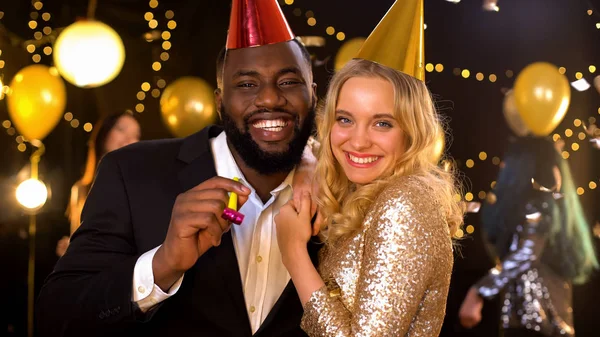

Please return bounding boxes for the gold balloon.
[431,127,445,164]
[502,90,530,137]
[160,77,217,138]
[513,62,571,136]
[334,37,365,71]
[7,65,66,140]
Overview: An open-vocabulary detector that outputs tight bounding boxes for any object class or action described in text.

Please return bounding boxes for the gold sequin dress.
[301,176,454,336]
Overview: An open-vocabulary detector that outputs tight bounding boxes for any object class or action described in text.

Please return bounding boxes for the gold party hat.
[355,0,425,81]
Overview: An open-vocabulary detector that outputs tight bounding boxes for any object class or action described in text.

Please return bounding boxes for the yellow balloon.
[160,77,217,138]
[334,37,366,71]
[7,65,66,140]
[513,62,571,136]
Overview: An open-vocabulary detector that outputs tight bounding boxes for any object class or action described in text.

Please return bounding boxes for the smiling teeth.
[253,119,287,131]
[348,154,379,164]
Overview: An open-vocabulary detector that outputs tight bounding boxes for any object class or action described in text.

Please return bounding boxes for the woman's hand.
[275,192,313,265]
[458,287,484,329]
[292,145,319,219]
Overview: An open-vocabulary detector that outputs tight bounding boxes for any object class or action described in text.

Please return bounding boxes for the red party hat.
[226,0,295,50]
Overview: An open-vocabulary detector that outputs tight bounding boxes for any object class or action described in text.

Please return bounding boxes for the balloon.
[431,127,445,164]
[334,37,365,71]
[594,75,600,95]
[7,65,66,140]
[502,90,530,137]
[160,77,217,138]
[513,62,570,136]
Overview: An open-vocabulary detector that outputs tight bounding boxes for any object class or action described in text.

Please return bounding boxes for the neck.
[227,142,291,203]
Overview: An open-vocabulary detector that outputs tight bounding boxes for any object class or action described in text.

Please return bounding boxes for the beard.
[219,103,316,175]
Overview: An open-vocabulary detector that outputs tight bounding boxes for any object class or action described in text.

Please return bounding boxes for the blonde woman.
[275,57,464,336]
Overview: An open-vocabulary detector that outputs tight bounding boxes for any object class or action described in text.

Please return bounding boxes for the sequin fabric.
[475,196,575,336]
[301,176,454,336]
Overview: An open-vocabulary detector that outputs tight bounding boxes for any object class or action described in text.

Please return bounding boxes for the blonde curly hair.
[316,59,464,243]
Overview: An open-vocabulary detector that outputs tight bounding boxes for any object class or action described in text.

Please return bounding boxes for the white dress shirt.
[132,131,294,334]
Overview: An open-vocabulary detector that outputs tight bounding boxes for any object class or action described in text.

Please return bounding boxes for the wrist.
[282,244,310,268]
[153,246,184,291]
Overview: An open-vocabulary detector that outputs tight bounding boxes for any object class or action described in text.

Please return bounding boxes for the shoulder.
[373,175,433,213]
[93,137,186,185]
[108,137,184,165]
[368,175,450,239]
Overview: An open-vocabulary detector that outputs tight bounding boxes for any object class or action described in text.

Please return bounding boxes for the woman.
[459,137,598,337]
[275,58,464,336]
[56,112,141,257]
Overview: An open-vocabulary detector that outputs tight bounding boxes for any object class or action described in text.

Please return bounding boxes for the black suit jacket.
[37,126,320,337]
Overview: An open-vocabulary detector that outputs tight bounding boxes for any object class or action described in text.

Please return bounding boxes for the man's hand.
[152,177,250,291]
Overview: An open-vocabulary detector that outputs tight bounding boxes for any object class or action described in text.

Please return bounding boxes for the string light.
[28,1,45,63]
[83,123,93,132]
[565,129,573,137]
[132,0,177,114]
[466,225,475,234]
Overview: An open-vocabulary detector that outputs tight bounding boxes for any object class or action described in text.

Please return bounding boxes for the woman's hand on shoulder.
[275,192,314,265]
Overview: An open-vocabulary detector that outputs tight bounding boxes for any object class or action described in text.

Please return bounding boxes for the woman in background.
[459,137,598,337]
[56,112,140,257]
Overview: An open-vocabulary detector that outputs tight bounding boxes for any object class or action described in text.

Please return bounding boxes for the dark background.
[0,0,599,336]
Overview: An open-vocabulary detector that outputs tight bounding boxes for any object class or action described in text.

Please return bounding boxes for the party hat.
[226,0,295,50]
[355,0,425,81]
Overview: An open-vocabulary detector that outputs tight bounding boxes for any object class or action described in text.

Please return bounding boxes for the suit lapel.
[177,126,251,336]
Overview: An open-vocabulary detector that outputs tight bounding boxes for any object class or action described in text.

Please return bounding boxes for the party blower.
[221,177,245,225]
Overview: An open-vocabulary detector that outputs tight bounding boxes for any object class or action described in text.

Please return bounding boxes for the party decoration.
[356,0,425,80]
[53,20,125,88]
[513,62,571,136]
[226,0,294,50]
[334,37,365,71]
[7,65,66,140]
[502,90,529,137]
[594,75,600,95]
[160,77,217,138]
[16,178,48,211]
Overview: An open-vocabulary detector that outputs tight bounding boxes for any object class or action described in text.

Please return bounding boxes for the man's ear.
[310,83,318,109]
[214,88,222,120]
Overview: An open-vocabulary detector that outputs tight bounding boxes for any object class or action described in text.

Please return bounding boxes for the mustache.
[243,108,298,124]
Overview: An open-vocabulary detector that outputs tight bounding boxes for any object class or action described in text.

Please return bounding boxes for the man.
[36,1,318,336]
